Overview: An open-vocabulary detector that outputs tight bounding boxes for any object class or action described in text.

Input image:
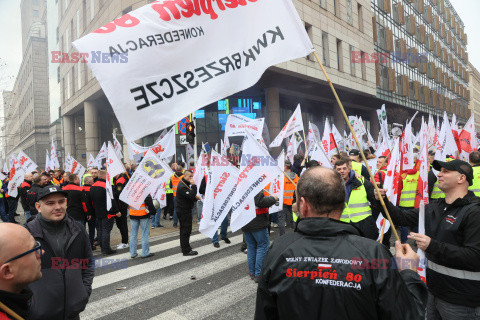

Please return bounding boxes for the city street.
[84,227,262,320]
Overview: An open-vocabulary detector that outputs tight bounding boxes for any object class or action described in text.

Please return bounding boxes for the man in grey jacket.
[26,186,94,320]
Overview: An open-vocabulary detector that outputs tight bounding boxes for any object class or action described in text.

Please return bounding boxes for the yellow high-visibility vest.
[340,177,372,223]
[468,166,480,196]
[399,171,420,207]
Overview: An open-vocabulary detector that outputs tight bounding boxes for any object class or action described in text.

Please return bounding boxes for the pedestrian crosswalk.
[81,229,261,320]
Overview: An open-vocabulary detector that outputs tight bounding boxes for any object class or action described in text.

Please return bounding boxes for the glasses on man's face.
[4,241,43,263]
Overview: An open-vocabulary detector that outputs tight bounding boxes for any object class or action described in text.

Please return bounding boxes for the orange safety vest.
[129,204,148,217]
[171,174,183,197]
[283,175,299,206]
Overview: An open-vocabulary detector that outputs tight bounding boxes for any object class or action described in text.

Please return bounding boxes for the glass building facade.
[372,0,470,122]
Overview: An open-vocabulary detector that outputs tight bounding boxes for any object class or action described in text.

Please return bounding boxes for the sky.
[0,0,479,103]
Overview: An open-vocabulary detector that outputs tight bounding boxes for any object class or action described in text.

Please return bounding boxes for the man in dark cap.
[25,186,94,320]
[348,149,370,180]
[377,159,480,319]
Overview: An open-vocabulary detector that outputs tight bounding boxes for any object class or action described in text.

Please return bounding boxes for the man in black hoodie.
[176,170,200,256]
[0,223,42,320]
[25,186,94,320]
[378,159,480,319]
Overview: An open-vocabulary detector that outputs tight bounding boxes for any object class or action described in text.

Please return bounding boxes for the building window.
[33,0,38,5]
[322,32,330,67]
[334,0,339,17]
[409,81,415,100]
[336,39,343,72]
[358,4,363,32]
[76,10,81,39]
[320,0,326,9]
[56,27,59,44]
[347,0,353,25]
[305,24,314,61]
[33,10,39,17]
[57,66,60,83]
[377,25,386,50]
[361,51,366,80]
[90,0,95,21]
[77,62,82,90]
[64,0,68,12]
[71,66,75,93]
[380,64,388,90]
[122,6,132,15]
[66,71,71,100]
[65,28,69,52]
[396,75,403,95]
[349,45,356,76]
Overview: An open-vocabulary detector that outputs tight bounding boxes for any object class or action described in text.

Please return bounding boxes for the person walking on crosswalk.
[242,191,277,283]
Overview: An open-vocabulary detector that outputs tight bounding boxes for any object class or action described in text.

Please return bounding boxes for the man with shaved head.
[19,172,33,221]
[255,167,427,319]
[0,223,43,319]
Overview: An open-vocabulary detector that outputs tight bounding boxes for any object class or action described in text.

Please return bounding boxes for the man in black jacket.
[26,186,94,320]
[255,167,427,319]
[176,170,200,256]
[90,170,120,255]
[62,173,87,225]
[0,223,42,320]
[377,159,480,319]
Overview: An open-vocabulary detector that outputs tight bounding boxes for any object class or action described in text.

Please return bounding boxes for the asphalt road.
[81,226,280,320]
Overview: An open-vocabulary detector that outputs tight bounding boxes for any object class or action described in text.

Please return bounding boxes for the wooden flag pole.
[0,301,24,320]
[312,51,400,242]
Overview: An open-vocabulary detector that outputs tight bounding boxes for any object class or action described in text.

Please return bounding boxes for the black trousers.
[115,213,129,244]
[165,193,174,215]
[177,209,193,253]
[98,217,114,252]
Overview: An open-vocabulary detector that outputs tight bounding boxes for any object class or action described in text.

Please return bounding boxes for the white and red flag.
[307,121,321,150]
[310,142,333,169]
[17,150,38,173]
[459,114,478,153]
[383,137,402,206]
[230,131,283,231]
[129,126,175,159]
[417,201,427,283]
[106,141,126,210]
[45,151,52,172]
[50,140,60,169]
[199,150,248,238]
[73,0,313,141]
[414,125,429,208]
[270,104,304,148]
[451,114,461,152]
[120,150,172,210]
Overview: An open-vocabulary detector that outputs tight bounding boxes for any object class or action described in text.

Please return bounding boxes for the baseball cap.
[432,159,473,186]
[349,149,360,156]
[37,186,68,201]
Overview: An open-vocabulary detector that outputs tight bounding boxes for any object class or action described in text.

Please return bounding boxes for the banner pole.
[312,51,400,243]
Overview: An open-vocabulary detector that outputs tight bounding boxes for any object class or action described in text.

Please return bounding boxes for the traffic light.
[186,121,195,144]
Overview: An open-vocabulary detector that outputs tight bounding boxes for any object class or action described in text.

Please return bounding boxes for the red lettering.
[51,257,61,269]
[351,51,361,63]
[94,22,117,34]
[114,14,140,28]
[79,52,89,63]
[51,51,62,63]
[62,52,71,63]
